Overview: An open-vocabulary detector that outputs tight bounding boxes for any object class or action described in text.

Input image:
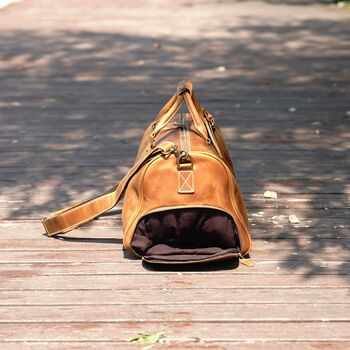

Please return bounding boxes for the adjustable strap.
[42,143,174,236]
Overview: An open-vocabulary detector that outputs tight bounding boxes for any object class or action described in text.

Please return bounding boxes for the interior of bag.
[131,208,241,263]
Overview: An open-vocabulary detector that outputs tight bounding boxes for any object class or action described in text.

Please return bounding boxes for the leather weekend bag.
[42,80,252,266]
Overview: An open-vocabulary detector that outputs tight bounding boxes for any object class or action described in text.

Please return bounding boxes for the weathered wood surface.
[0,0,349,349]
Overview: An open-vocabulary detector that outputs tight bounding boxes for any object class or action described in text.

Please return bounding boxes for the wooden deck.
[0,0,349,349]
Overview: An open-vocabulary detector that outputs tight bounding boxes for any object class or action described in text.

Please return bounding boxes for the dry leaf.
[264,191,278,199]
[289,214,300,224]
[128,332,166,349]
[216,66,226,72]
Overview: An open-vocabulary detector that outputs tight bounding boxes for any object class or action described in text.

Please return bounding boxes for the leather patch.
[178,170,195,194]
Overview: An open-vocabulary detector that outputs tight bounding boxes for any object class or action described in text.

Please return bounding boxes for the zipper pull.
[203,109,216,130]
[238,253,254,267]
[161,144,179,159]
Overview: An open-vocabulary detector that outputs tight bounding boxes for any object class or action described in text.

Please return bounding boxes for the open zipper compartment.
[131,206,241,264]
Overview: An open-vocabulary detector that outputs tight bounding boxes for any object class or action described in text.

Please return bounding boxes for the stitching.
[178,170,194,193]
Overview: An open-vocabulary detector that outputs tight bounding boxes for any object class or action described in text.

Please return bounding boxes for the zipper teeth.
[185,114,191,151]
[179,113,191,152]
[179,114,184,150]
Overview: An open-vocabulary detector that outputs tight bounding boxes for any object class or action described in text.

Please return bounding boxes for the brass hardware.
[203,109,216,130]
[161,144,179,159]
[238,253,254,267]
[150,132,156,148]
[176,150,192,170]
[161,145,193,170]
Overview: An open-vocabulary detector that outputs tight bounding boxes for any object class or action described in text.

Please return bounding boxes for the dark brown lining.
[131,208,240,263]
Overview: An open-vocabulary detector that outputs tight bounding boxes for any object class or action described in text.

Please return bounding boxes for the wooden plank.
[0,341,347,350]
[0,322,348,342]
[0,260,348,276]
[1,288,349,306]
[0,303,349,322]
[0,274,348,290]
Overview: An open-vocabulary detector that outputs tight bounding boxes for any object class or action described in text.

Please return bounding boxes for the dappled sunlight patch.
[108,127,145,140]
[219,126,237,141]
[72,42,96,50]
[241,131,264,140]
[116,165,132,174]
[74,73,104,81]
[109,75,151,82]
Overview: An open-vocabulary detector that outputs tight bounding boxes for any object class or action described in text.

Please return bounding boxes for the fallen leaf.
[216,66,226,72]
[289,214,300,224]
[128,332,166,349]
[264,190,278,199]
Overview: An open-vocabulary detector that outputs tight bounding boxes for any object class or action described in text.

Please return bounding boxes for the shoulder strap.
[42,143,174,236]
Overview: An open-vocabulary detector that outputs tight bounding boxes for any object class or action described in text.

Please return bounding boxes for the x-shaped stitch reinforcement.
[178,170,195,193]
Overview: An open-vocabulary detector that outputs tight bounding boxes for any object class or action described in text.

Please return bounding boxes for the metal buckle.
[176,150,192,170]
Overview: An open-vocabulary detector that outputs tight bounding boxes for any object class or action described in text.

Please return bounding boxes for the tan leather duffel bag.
[42,80,252,266]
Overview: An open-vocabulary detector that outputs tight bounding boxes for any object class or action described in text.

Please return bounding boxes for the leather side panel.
[122,152,251,256]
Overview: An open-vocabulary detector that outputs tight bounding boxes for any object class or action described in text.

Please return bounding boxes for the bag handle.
[42,142,175,236]
[151,80,209,143]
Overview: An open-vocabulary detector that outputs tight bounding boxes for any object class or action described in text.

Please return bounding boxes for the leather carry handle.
[152,80,209,143]
[42,142,175,236]
[155,80,195,121]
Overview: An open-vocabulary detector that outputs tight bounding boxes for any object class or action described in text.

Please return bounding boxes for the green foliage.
[322,0,350,3]
[322,0,350,11]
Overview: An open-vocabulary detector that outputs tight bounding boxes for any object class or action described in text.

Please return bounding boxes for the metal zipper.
[178,113,191,152]
[203,109,223,159]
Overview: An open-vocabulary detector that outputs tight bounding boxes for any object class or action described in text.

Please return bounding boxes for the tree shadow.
[0,14,349,277]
